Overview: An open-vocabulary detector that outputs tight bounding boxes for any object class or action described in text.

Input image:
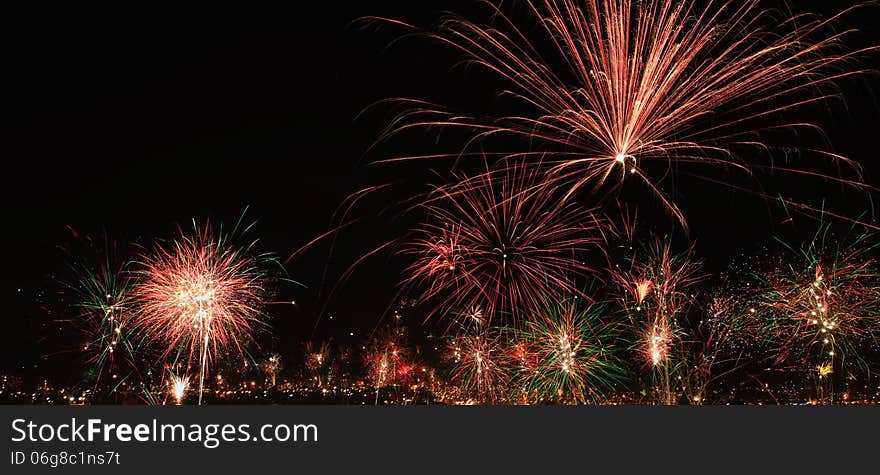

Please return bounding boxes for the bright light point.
[615,153,626,163]
[170,374,188,403]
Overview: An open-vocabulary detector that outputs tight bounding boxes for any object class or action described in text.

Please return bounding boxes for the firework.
[459,305,485,327]
[363,320,415,404]
[403,166,606,326]
[752,223,880,402]
[511,295,625,404]
[375,0,874,229]
[260,353,283,387]
[133,222,273,405]
[447,326,508,403]
[643,323,674,368]
[168,373,189,405]
[611,235,703,404]
[68,258,141,393]
[59,230,154,403]
[680,293,760,404]
[305,342,330,388]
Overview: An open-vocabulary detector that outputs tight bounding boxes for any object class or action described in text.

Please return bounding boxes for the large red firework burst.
[133,223,270,403]
[375,0,875,229]
[403,166,607,325]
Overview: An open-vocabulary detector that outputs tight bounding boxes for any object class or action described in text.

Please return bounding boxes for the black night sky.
[1,1,878,384]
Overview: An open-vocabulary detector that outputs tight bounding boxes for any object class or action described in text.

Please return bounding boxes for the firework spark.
[512,295,625,404]
[59,230,153,403]
[680,293,760,404]
[448,326,508,403]
[611,234,703,403]
[363,321,413,404]
[169,373,188,405]
[375,0,875,229]
[753,222,880,401]
[645,324,672,368]
[68,258,140,392]
[403,166,607,325]
[260,353,283,387]
[305,342,331,388]
[133,222,272,405]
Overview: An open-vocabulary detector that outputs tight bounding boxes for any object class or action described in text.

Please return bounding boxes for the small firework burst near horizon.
[362,319,423,404]
[68,259,140,391]
[305,342,331,388]
[611,234,704,404]
[169,373,188,405]
[679,293,760,404]
[132,222,274,405]
[751,223,880,401]
[260,353,283,388]
[447,326,508,403]
[511,295,625,404]
[59,231,154,402]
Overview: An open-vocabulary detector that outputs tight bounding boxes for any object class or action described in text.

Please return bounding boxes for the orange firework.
[633,279,653,307]
[133,222,271,404]
[374,0,876,229]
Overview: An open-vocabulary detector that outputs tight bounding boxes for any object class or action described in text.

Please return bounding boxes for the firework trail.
[68,258,143,397]
[133,221,274,405]
[447,325,508,403]
[680,292,760,404]
[58,229,154,402]
[611,234,703,404]
[403,165,607,326]
[305,342,330,388]
[372,0,876,230]
[511,294,625,404]
[363,320,412,404]
[168,373,189,405]
[752,221,880,402]
[260,353,283,387]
